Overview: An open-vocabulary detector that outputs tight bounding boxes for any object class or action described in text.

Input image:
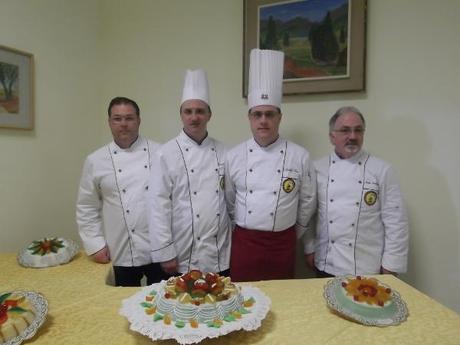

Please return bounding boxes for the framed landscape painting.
[0,45,34,129]
[243,0,366,96]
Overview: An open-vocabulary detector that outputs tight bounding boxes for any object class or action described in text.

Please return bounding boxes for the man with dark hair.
[147,70,231,276]
[304,106,409,277]
[76,96,165,286]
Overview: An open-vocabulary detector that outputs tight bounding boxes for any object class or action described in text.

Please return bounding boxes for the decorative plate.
[1,291,48,345]
[17,237,79,268]
[120,284,271,345]
[324,276,408,326]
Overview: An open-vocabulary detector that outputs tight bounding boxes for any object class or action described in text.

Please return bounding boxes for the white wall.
[0,0,102,248]
[0,0,458,313]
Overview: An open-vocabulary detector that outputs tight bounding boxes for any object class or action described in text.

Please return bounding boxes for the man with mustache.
[147,69,231,276]
[77,97,166,286]
[304,106,409,277]
[225,49,317,282]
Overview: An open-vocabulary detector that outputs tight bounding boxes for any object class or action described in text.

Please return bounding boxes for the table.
[1,252,460,345]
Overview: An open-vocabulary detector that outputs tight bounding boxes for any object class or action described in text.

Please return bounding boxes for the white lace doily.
[119,283,271,344]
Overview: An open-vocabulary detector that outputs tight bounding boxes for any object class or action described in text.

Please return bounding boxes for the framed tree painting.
[0,45,34,129]
[243,0,366,96]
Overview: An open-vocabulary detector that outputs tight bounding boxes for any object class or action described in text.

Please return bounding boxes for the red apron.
[230,225,296,282]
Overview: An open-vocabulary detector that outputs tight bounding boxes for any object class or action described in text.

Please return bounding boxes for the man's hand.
[305,253,315,270]
[161,259,178,274]
[91,246,110,264]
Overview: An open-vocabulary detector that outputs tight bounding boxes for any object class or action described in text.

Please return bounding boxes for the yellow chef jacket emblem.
[282,178,295,193]
[364,190,378,206]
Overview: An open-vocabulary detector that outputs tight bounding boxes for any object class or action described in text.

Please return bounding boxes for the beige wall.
[0,0,459,313]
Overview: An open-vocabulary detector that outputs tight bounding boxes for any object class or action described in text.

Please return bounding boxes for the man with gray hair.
[304,106,409,277]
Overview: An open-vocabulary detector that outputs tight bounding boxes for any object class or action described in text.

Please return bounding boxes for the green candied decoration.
[206,321,215,328]
[238,307,250,314]
[140,302,153,308]
[153,313,164,321]
[0,293,12,304]
[175,320,185,328]
[224,314,236,322]
[245,297,255,303]
[149,290,157,296]
[7,307,27,314]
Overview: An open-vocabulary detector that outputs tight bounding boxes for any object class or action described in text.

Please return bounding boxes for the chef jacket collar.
[250,136,283,151]
[179,129,211,146]
[332,149,367,164]
[110,135,142,152]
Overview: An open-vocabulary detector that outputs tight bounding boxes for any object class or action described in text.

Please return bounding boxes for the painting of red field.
[259,0,349,81]
[0,61,19,114]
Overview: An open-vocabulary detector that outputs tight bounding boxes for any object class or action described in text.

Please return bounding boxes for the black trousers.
[113,262,169,287]
[315,268,335,278]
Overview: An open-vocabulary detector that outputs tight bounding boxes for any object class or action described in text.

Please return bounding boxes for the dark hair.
[108,97,140,117]
[329,106,365,132]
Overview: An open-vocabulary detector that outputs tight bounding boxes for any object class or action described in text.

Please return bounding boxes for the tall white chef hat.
[181,69,210,106]
[248,48,284,110]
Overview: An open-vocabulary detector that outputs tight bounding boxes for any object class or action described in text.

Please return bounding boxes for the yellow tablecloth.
[1,252,459,345]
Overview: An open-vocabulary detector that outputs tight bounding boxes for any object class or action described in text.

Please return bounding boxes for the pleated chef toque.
[181,69,210,106]
[248,49,284,109]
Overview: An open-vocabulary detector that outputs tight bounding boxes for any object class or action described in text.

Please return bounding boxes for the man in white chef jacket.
[304,106,409,277]
[76,97,166,286]
[147,69,231,276]
[225,49,317,282]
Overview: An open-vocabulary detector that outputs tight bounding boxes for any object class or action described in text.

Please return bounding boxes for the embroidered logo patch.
[364,191,378,206]
[282,178,295,193]
[220,176,225,190]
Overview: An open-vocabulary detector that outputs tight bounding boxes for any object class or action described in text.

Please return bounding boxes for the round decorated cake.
[0,292,37,343]
[324,276,408,326]
[17,237,79,268]
[140,270,255,328]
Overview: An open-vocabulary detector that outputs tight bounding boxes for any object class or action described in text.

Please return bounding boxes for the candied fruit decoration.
[224,314,236,322]
[341,282,347,288]
[145,306,156,315]
[190,319,199,328]
[189,270,202,280]
[385,288,392,294]
[378,301,384,307]
[145,295,154,301]
[140,302,153,308]
[357,276,362,280]
[164,292,171,299]
[164,314,172,325]
[175,320,185,328]
[153,313,163,321]
[353,295,360,301]
[232,311,242,319]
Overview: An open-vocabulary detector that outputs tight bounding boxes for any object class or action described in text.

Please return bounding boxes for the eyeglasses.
[249,110,280,119]
[333,127,365,135]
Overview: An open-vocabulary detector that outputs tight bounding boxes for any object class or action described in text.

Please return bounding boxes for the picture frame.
[0,45,34,129]
[243,0,366,96]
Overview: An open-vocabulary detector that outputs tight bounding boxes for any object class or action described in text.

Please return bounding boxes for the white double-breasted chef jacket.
[76,136,159,267]
[225,137,317,238]
[304,150,409,276]
[147,131,231,274]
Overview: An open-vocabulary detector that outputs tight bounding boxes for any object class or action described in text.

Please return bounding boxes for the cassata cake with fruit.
[0,292,37,343]
[17,237,79,268]
[140,270,255,329]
